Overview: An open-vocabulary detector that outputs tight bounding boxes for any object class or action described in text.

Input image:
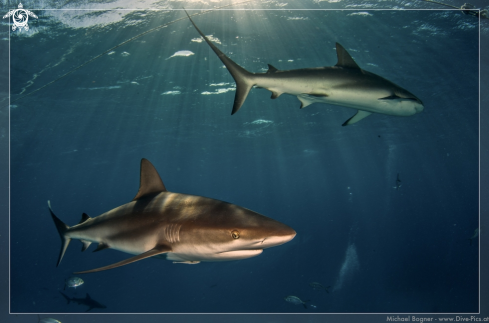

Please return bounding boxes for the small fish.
[64,277,84,290]
[309,282,331,293]
[284,295,309,309]
[38,315,61,323]
[468,228,479,246]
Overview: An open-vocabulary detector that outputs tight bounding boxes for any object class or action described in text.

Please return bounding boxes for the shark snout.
[261,226,296,248]
[415,102,424,113]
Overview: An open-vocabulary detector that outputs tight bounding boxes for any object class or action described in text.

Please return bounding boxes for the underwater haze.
[2,0,486,320]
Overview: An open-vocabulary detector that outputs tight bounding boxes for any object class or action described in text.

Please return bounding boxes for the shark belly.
[167,249,263,262]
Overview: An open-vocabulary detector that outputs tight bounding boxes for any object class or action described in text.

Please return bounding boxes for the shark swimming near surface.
[59,292,106,312]
[185,10,424,126]
[49,158,296,274]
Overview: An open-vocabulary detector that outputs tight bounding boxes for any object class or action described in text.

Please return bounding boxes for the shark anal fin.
[93,242,109,252]
[81,240,92,252]
[132,158,167,201]
[74,245,172,274]
[342,110,372,126]
[267,64,278,73]
[335,43,361,69]
[298,95,316,109]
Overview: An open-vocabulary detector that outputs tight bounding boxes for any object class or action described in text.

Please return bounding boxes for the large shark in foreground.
[185,11,424,126]
[49,159,296,274]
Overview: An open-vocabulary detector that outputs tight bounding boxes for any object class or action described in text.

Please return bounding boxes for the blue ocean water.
[1,0,487,321]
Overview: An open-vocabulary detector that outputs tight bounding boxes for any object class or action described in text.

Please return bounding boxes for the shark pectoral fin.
[342,110,372,126]
[173,260,201,265]
[92,242,109,252]
[335,43,361,69]
[132,158,167,201]
[81,240,92,252]
[298,95,315,109]
[74,245,172,274]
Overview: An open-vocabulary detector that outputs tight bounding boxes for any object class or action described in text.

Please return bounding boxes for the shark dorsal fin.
[335,43,360,69]
[132,158,167,201]
[267,64,279,73]
[86,293,91,300]
[78,213,91,225]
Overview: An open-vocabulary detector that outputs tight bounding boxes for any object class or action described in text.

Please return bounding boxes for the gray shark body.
[186,11,424,126]
[49,159,296,274]
[59,292,106,312]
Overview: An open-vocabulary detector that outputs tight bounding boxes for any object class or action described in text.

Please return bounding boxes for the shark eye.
[231,230,240,239]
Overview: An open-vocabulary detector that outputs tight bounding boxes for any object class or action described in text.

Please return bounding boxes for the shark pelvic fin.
[133,158,167,201]
[81,240,92,252]
[335,43,361,69]
[185,9,254,115]
[93,242,110,252]
[342,110,372,126]
[74,245,172,274]
[48,200,71,267]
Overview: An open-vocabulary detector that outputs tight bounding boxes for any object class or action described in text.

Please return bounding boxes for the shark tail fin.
[184,9,255,115]
[59,291,71,304]
[48,200,71,267]
[232,74,254,115]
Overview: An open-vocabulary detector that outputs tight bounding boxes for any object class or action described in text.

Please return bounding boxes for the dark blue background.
[1,0,488,322]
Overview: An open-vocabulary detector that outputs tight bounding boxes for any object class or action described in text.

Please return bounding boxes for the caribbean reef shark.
[49,159,296,274]
[185,11,424,126]
[59,292,106,312]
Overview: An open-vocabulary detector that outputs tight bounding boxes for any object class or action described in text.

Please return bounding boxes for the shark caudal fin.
[59,291,71,304]
[48,200,71,267]
[184,9,255,114]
